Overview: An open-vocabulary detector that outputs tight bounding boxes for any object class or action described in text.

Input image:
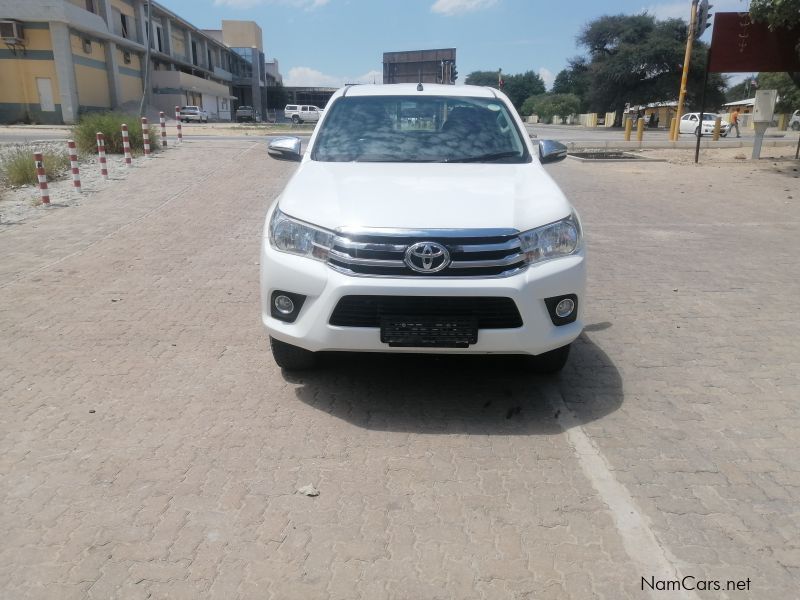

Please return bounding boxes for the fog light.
[555,298,575,318]
[270,291,306,323]
[544,294,578,326]
[274,295,294,315]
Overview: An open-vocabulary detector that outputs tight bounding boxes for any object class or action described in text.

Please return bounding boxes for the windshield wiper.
[446,151,521,163]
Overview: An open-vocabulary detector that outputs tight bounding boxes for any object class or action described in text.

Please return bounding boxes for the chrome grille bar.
[327,230,527,277]
[449,253,525,268]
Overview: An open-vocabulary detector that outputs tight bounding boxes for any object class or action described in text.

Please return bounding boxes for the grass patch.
[0,144,70,187]
[72,111,158,155]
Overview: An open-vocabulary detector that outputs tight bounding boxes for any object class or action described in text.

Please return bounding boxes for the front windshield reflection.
[312,96,529,164]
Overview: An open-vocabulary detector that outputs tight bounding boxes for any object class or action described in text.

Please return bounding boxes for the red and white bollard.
[121,123,132,167]
[96,132,108,180]
[141,117,151,157]
[67,139,81,192]
[159,111,167,147]
[175,106,182,143]
[33,152,50,205]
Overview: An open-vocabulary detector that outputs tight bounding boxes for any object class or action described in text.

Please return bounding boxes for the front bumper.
[260,237,586,356]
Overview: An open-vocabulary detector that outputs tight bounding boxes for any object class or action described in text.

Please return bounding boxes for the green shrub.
[72,111,150,155]
[521,93,581,121]
[0,144,70,187]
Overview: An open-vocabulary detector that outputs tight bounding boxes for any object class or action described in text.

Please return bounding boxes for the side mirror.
[539,139,568,164]
[268,137,302,161]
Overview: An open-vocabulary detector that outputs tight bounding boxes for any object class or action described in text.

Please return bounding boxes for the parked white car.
[284,104,323,124]
[262,84,585,372]
[789,110,800,131]
[679,112,729,136]
[179,106,208,123]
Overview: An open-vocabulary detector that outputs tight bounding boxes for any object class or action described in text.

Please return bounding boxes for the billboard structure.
[383,49,457,85]
[708,12,800,73]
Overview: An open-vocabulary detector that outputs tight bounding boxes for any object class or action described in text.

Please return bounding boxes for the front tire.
[792,122,800,131]
[694,126,701,137]
[270,337,317,370]
[530,344,570,374]
[292,115,300,124]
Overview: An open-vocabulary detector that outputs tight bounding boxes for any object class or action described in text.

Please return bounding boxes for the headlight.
[518,214,581,266]
[269,208,334,262]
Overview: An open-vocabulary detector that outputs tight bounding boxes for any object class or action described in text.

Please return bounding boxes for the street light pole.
[671,0,699,141]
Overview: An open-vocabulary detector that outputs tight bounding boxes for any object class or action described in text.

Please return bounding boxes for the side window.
[302,106,309,111]
[690,115,698,121]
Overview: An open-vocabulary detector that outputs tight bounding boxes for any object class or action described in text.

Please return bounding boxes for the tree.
[502,71,546,111]
[749,0,800,87]
[552,57,590,111]
[577,13,726,125]
[749,0,800,29]
[465,70,501,87]
[521,93,581,121]
[725,79,751,103]
[464,70,546,111]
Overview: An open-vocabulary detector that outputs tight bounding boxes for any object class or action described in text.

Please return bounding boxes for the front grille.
[327,231,526,277]
[329,296,523,328]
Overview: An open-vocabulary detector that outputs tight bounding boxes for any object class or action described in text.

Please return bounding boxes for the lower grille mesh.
[329,296,523,328]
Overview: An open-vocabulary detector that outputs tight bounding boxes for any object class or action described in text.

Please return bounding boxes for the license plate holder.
[380,316,478,348]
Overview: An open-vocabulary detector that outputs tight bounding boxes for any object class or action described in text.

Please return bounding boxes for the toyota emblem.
[404,242,450,273]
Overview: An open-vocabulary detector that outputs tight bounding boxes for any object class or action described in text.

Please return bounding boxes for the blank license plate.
[380,316,478,348]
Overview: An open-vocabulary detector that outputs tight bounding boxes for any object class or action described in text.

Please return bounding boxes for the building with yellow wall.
[0,1,280,124]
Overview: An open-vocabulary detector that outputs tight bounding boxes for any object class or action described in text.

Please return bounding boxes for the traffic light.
[695,0,712,40]
[450,66,458,84]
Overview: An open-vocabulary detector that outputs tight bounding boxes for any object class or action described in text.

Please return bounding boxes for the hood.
[277,161,572,232]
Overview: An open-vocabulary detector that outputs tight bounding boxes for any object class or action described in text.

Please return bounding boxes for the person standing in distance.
[730,108,741,138]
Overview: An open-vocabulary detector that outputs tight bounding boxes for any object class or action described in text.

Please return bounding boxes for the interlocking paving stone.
[1,140,797,598]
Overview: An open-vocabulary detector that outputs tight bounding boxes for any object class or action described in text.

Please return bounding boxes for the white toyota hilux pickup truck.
[262,83,585,372]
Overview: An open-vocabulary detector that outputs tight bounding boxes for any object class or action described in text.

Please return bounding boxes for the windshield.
[311,95,529,163]
[702,114,719,121]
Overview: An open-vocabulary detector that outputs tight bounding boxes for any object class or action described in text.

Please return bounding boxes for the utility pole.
[671,0,699,141]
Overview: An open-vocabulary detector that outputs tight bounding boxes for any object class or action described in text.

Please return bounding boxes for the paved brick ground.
[0,140,797,599]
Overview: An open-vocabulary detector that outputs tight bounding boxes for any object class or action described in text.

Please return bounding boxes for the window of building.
[120,14,129,38]
[85,0,95,13]
[191,41,198,66]
[207,48,213,69]
[156,26,163,52]
[123,50,131,64]
[82,38,92,54]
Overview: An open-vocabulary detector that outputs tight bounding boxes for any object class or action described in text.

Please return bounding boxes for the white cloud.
[431,0,497,16]
[538,67,554,90]
[644,0,748,20]
[284,67,382,87]
[214,0,329,10]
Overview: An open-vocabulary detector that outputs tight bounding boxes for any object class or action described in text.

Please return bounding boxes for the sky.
[159,0,753,89]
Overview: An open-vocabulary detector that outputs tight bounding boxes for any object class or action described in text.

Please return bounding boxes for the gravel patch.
[1,148,165,225]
